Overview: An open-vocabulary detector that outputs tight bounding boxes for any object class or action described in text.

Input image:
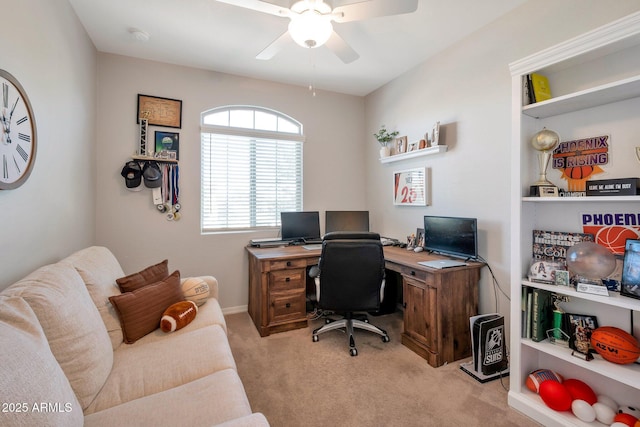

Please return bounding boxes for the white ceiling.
[67,0,527,96]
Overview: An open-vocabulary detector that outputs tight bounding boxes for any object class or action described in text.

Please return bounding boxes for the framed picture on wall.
[137,94,182,128]
[155,131,180,160]
[393,168,427,206]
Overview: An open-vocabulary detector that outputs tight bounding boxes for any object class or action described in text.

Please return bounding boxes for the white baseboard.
[222,305,247,315]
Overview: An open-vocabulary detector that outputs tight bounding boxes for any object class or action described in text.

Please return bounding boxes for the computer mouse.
[414,247,423,253]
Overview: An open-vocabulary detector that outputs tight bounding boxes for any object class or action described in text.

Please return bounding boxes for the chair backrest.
[318,232,384,312]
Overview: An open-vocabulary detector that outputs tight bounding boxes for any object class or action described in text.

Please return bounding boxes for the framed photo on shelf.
[620,238,640,300]
[565,313,598,360]
[137,94,182,128]
[155,131,180,160]
[393,168,427,206]
[395,136,408,154]
[407,141,419,152]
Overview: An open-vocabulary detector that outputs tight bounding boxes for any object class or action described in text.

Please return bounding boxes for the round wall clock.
[0,69,37,190]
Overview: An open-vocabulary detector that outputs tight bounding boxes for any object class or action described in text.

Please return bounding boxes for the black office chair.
[311,231,390,356]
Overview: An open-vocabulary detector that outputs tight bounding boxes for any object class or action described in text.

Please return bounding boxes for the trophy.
[530,128,560,196]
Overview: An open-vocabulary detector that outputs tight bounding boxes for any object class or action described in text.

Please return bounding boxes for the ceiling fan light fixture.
[288,10,333,48]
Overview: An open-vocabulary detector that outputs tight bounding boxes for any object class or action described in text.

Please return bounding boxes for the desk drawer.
[270,258,307,271]
[270,292,306,323]
[269,269,306,292]
[398,265,432,284]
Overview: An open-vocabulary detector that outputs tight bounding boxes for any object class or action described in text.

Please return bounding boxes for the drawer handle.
[410,270,416,276]
[285,277,290,282]
[286,261,292,267]
[285,303,291,308]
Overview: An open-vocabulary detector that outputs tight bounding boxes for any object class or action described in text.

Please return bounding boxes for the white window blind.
[201,106,304,233]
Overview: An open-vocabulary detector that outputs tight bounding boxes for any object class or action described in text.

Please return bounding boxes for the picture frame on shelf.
[620,238,640,300]
[155,131,180,160]
[137,94,182,128]
[395,136,408,154]
[407,141,419,152]
[431,121,440,146]
[565,313,598,360]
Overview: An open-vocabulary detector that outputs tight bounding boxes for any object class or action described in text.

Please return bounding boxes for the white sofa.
[0,246,269,427]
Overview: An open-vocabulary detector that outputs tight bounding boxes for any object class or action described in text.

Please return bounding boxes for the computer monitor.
[281,211,321,241]
[423,215,478,260]
[325,211,370,233]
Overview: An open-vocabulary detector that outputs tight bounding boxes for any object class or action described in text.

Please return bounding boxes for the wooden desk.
[246,245,483,367]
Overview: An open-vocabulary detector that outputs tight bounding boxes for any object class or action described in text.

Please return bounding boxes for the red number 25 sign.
[393,168,427,206]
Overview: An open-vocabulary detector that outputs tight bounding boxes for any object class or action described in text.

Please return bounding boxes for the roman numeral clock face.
[0,70,37,190]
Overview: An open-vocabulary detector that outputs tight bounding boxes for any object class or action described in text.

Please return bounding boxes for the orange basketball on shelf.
[565,165,594,180]
[596,226,640,254]
[590,326,640,364]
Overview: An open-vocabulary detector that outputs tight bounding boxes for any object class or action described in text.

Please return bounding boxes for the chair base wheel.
[312,334,319,342]
[382,335,390,343]
[350,348,358,356]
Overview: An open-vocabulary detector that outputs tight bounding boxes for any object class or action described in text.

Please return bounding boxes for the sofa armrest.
[213,413,270,427]
[181,275,219,300]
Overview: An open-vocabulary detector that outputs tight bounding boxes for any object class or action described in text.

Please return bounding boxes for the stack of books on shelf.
[523,73,552,105]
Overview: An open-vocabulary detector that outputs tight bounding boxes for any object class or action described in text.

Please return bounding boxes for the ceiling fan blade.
[256,31,292,60]
[325,31,359,64]
[216,0,289,17]
[332,0,418,23]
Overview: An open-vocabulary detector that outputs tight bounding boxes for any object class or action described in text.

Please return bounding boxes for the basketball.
[590,326,640,364]
[181,277,210,306]
[525,369,563,393]
[565,165,594,180]
[596,226,640,254]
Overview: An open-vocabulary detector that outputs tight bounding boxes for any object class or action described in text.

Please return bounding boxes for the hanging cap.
[120,161,142,191]
[143,162,162,188]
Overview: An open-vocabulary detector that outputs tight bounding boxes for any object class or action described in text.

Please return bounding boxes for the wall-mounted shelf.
[131,155,178,164]
[379,145,447,164]
[522,195,640,203]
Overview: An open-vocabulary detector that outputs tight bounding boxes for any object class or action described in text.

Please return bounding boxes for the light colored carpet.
[225,311,540,427]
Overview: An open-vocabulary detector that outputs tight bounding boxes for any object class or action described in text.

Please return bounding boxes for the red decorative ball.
[539,380,573,411]
[525,369,563,393]
[563,378,597,405]
[591,326,640,364]
[614,412,638,427]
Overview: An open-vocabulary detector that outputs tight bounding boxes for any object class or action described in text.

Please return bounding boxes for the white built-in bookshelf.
[509,11,640,427]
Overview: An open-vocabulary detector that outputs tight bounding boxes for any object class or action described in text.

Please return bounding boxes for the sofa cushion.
[109,270,184,344]
[84,369,253,427]
[5,263,113,411]
[84,324,237,414]
[116,259,169,293]
[0,296,84,427]
[62,246,127,349]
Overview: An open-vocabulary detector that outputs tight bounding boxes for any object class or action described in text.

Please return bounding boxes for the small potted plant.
[374,125,399,158]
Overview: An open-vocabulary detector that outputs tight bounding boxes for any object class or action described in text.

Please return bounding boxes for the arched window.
[201,106,305,233]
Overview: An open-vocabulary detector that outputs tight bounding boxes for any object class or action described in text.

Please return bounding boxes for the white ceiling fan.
[216,0,419,63]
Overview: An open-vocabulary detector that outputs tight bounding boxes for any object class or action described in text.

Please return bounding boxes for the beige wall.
[364,0,640,331]
[95,54,365,310]
[3,0,640,319]
[0,0,96,289]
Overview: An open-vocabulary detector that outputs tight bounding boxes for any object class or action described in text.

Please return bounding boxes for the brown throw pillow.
[109,270,184,343]
[116,259,169,293]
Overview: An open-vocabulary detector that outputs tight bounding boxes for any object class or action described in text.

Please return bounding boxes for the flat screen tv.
[325,211,370,234]
[423,215,478,260]
[281,211,321,241]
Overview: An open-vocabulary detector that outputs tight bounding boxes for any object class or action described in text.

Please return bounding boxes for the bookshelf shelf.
[522,280,640,314]
[510,12,640,426]
[379,145,447,164]
[522,75,640,119]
